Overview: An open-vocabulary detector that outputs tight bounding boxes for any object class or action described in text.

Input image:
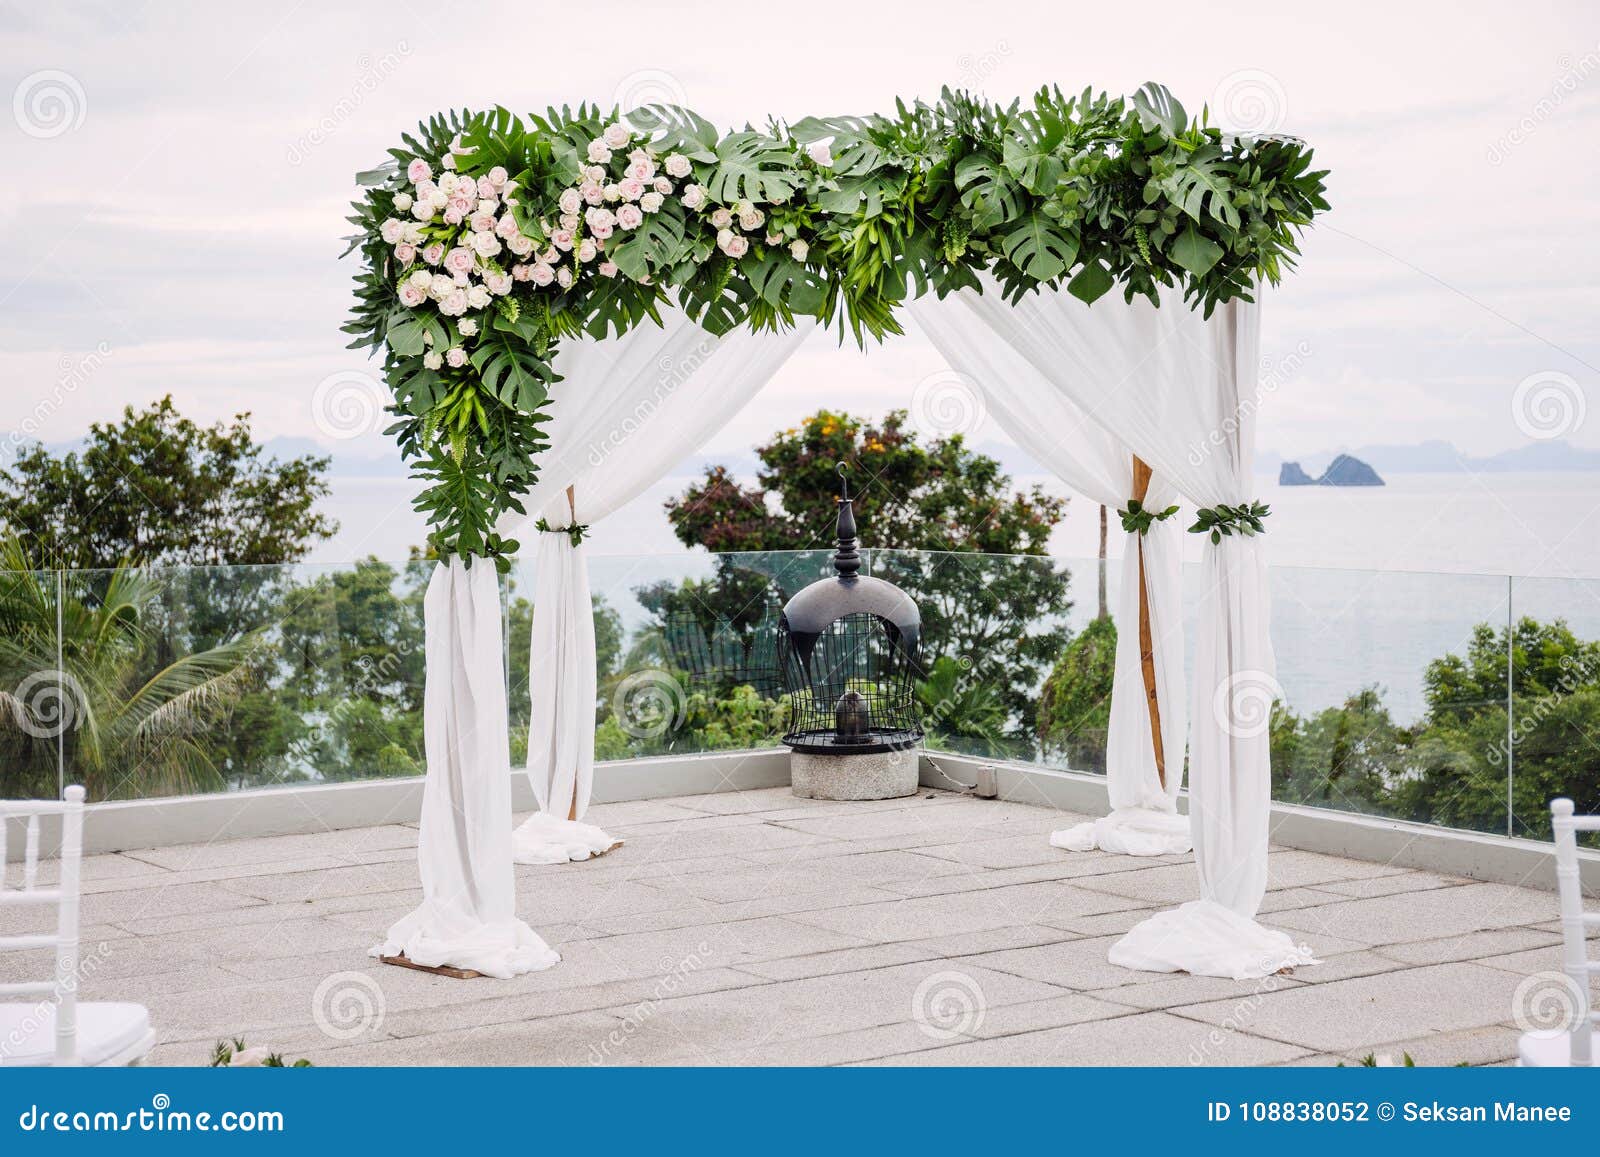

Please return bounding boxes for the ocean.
[307,470,1600,726]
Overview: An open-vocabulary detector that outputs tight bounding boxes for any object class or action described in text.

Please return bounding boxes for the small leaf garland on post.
[1117,498,1180,535]
[535,517,589,547]
[1188,500,1271,544]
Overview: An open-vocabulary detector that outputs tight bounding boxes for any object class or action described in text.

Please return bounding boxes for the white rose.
[430,274,453,297]
[393,192,414,212]
[653,176,674,195]
[640,191,663,213]
[458,318,478,336]
[586,139,612,163]
[603,122,630,149]
[411,200,436,221]
[806,141,832,167]
[429,189,448,209]
[423,350,443,370]
[790,239,809,261]
[664,153,691,178]
[559,187,582,216]
[577,239,597,262]
[466,285,490,309]
[472,232,502,257]
[508,233,535,257]
[709,207,732,229]
[739,207,765,231]
[531,262,555,286]
[380,219,404,244]
[228,1047,272,1068]
[445,347,468,367]
[556,265,573,289]
[681,184,705,210]
[408,270,432,290]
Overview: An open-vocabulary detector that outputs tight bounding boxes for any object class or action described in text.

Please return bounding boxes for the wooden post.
[1130,457,1166,789]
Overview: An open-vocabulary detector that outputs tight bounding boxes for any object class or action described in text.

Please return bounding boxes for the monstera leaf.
[705,132,802,205]
[746,248,828,316]
[622,104,720,162]
[1001,212,1079,281]
[955,153,1022,232]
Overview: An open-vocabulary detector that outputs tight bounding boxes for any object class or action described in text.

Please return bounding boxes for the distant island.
[1280,453,1384,487]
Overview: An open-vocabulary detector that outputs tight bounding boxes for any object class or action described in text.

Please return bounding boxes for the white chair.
[1518,797,1598,1067]
[0,786,155,1066]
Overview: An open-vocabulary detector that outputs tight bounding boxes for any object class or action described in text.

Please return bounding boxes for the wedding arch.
[343,84,1329,981]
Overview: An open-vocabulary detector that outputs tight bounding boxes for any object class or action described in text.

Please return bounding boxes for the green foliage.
[593,679,790,761]
[917,655,1009,754]
[0,397,336,570]
[1117,498,1180,535]
[348,88,1329,560]
[1036,614,1118,770]
[1189,500,1270,544]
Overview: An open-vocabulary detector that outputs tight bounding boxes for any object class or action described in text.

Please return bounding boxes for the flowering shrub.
[345,85,1328,563]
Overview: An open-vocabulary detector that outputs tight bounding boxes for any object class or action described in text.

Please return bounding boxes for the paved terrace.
[1,786,1582,1066]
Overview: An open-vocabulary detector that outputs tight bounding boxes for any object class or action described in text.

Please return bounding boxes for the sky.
[2,0,1598,477]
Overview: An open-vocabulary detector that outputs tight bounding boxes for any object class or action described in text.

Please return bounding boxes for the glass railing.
[2,550,1594,845]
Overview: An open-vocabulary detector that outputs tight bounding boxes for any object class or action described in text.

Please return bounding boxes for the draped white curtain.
[499,310,815,863]
[372,559,560,978]
[956,280,1314,979]
[906,297,1188,856]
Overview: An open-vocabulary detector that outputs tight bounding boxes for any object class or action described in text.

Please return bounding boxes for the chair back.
[0,786,86,1065]
[1551,798,1599,1066]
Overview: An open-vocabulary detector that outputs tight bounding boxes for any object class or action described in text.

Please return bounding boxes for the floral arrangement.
[208,1037,314,1067]
[344,85,1328,563]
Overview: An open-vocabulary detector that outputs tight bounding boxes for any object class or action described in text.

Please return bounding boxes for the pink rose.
[398,283,426,308]
[476,176,496,199]
[407,159,432,183]
[581,183,605,206]
[709,207,732,229]
[445,347,468,368]
[439,289,468,316]
[586,140,612,163]
[618,177,645,201]
[444,247,476,275]
[598,260,619,278]
[589,220,613,240]
[556,266,573,289]
[559,188,583,215]
[603,123,630,149]
[615,204,643,230]
[423,243,444,265]
[551,228,575,251]
[627,160,653,182]
[380,219,404,244]
[395,243,417,264]
[664,153,691,178]
[531,262,555,286]
[470,211,496,233]
[442,207,464,226]
[721,233,749,258]
[487,165,509,187]
[653,176,673,195]
[512,263,532,281]
[486,271,513,295]
[496,213,521,239]
[449,194,475,216]
[508,233,535,256]
[577,239,597,263]
[681,184,705,210]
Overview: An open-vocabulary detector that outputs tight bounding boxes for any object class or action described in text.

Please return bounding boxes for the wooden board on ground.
[378,952,485,980]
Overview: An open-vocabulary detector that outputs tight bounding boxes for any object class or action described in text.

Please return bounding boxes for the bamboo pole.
[1130,458,1166,789]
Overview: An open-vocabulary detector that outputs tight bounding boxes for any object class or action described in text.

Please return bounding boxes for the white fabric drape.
[500,311,815,863]
[906,297,1188,856]
[373,559,560,978]
[957,280,1313,979]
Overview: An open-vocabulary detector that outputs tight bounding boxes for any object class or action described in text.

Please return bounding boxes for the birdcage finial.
[833,463,860,577]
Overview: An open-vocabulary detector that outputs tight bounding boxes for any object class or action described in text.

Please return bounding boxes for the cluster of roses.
[377,122,834,370]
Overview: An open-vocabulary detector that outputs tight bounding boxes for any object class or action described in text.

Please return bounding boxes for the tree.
[0,396,337,569]
[0,539,257,800]
[663,410,1073,738]
[1036,615,1118,770]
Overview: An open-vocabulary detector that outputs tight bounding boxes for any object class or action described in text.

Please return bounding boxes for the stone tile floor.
[1,786,1584,1066]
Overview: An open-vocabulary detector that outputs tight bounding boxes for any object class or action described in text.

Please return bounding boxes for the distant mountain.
[1261,438,1600,476]
[1280,454,1384,487]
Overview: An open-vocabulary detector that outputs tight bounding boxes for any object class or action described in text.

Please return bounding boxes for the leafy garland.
[1117,498,1181,536]
[344,84,1328,565]
[1189,500,1272,543]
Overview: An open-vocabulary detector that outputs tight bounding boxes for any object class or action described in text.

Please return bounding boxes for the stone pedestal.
[790,749,919,801]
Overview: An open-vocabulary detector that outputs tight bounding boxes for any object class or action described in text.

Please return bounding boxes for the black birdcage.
[778,474,923,754]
